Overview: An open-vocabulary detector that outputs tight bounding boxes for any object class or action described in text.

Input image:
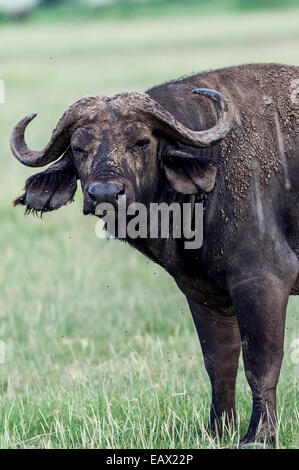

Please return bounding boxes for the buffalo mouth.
[83,194,127,216]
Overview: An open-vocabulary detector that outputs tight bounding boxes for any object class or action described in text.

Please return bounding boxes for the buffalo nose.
[87,182,125,205]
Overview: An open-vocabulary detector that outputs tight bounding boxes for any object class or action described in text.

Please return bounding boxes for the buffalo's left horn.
[120,89,235,148]
[159,88,235,147]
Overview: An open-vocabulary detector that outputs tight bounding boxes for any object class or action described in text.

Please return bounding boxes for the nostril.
[87,184,99,201]
[114,184,125,197]
[87,182,125,204]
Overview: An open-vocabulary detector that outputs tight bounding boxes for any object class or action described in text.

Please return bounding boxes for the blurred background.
[0,0,298,449]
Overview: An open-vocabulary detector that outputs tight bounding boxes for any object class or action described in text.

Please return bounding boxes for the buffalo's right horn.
[10,95,105,168]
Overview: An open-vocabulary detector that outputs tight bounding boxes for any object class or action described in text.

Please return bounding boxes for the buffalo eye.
[72,146,87,158]
[134,139,150,150]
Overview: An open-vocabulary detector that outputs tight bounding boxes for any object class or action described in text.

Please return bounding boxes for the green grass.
[2,0,299,25]
[0,6,298,448]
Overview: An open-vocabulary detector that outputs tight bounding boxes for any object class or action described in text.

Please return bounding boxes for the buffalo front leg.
[227,265,298,444]
[188,299,241,433]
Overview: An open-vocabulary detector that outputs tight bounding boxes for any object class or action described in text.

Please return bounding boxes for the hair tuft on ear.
[12,193,26,207]
[164,151,217,194]
[24,207,44,218]
[13,151,77,215]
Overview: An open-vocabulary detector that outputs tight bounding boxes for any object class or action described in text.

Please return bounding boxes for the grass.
[26,1,296,26]
[2,0,299,24]
[0,6,298,448]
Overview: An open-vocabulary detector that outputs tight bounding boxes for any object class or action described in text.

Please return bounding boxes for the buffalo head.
[11,90,234,217]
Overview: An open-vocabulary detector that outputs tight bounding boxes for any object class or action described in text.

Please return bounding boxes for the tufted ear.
[13,148,77,214]
[163,150,217,194]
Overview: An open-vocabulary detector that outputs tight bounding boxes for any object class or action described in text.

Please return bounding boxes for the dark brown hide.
[11,63,299,445]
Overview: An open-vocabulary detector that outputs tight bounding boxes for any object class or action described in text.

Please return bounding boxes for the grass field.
[0,6,298,448]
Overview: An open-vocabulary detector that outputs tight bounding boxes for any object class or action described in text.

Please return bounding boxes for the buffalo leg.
[227,265,298,444]
[188,299,241,433]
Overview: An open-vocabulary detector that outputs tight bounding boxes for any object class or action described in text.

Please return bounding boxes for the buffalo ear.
[13,149,77,214]
[164,150,217,194]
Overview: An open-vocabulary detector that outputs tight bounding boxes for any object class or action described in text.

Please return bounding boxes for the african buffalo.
[11,63,299,445]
